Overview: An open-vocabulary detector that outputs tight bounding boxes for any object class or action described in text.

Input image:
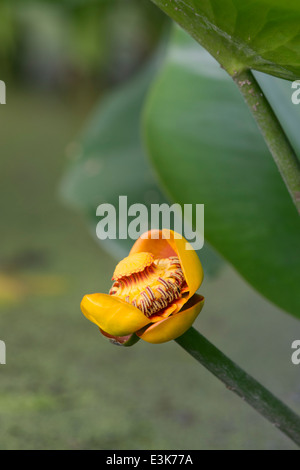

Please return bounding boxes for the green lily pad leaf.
[143,27,300,318]
[150,0,300,80]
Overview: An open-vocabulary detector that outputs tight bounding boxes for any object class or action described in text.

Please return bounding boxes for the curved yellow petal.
[129,230,176,259]
[137,294,205,344]
[130,229,204,299]
[81,293,150,337]
[161,229,203,299]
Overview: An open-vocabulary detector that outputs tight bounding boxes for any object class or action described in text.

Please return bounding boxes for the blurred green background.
[0,0,299,450]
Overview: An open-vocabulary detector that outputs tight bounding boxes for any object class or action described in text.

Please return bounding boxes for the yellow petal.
[129,229,176,259]
[130,230,203,299]
[81,293,150,337]
[162,229,204,299]
[137,294,205,344]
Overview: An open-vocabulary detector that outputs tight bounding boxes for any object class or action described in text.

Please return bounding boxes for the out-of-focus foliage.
[143,27,300,319]
[60,53,167,260]
[60,47,222,276]
[0,2,17,76]
[0,0,166,91]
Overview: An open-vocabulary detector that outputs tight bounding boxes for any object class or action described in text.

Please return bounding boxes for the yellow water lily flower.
[81,229,204,345]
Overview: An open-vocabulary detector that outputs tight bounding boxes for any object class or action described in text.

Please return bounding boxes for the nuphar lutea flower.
[81,230,204,345]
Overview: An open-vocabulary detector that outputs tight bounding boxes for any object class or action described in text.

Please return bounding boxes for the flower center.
[109,252,186,318]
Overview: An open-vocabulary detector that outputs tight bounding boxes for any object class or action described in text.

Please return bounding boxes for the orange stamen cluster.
[109,253,186,318]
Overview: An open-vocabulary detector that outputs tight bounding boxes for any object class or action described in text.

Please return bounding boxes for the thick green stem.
[232,69,300,215]
[176,328,300,448]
